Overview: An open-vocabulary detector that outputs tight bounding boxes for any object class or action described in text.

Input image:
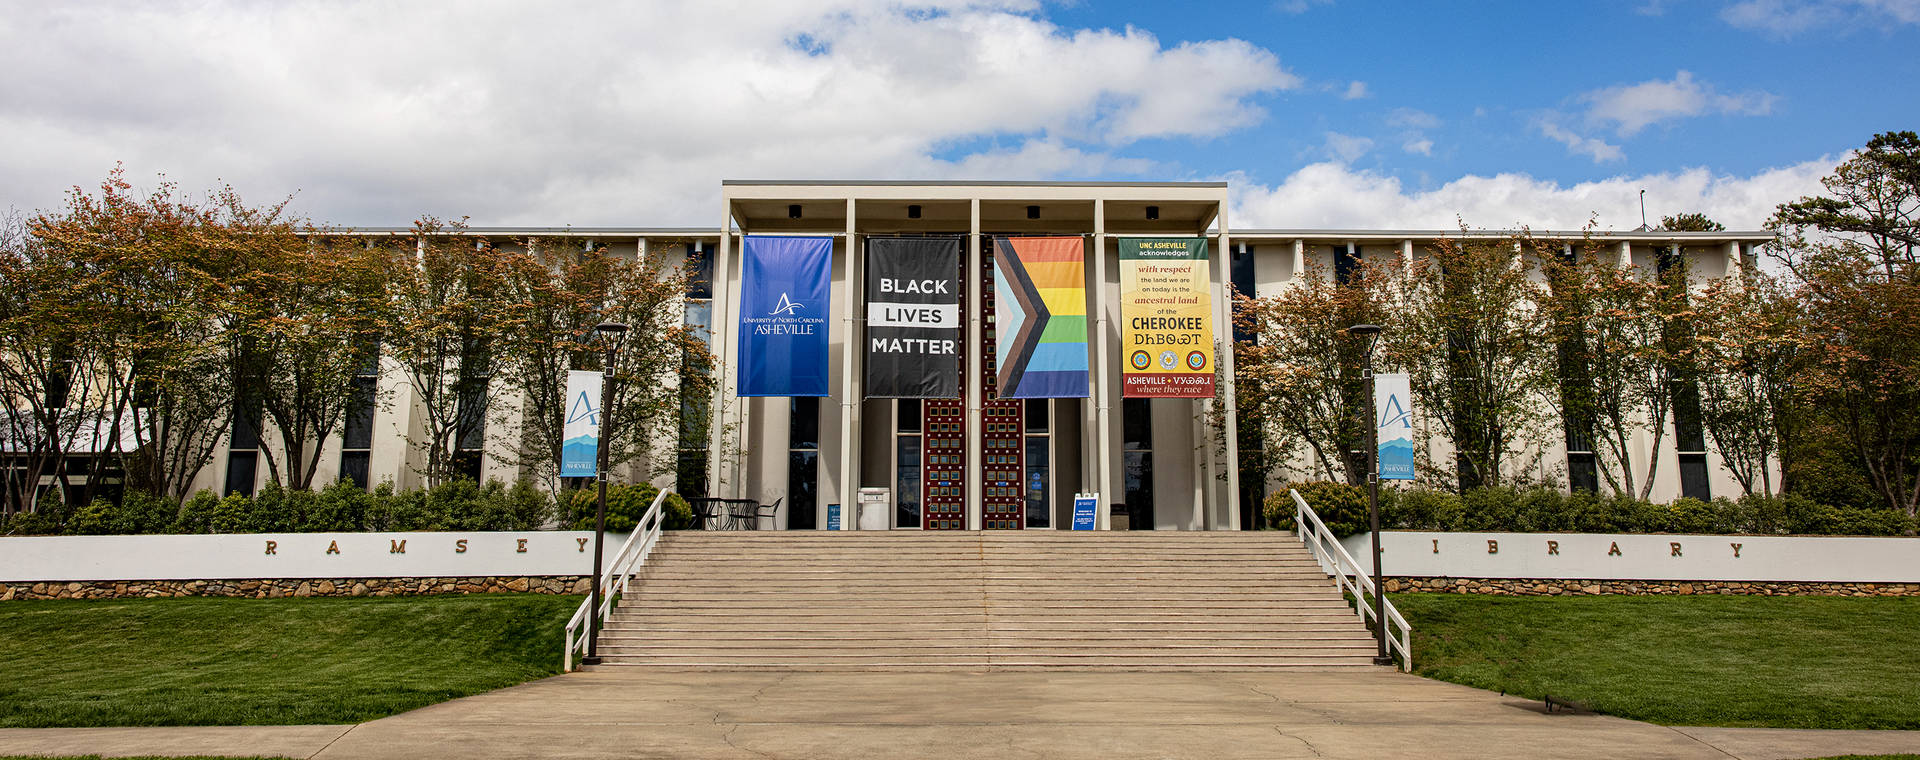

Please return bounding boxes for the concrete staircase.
[593,531,1383,671]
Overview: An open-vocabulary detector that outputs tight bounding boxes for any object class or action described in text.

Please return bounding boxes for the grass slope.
[0,595,579,727]
[1392,594,1920,730]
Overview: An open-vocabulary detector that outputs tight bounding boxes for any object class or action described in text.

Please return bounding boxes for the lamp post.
[582,321,629,666]
[1346,323,1393,667]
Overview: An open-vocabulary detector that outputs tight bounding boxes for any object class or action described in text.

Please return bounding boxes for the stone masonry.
[0,575,590,601]
[1387,577,1920,596]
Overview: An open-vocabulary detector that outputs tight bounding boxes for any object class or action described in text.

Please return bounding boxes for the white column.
[1400,239,1414,269]
[1216,217,1241,530]
[1618,240,1633,269]
[1092,200,1113,530]
[838,199,861,529]
[636,236,648,266]
[965,200,984,531]
[1291,239,1306,281]
[709,209,735,498]
[1726,241,1744,285]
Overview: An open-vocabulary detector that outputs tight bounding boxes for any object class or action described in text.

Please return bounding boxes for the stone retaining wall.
[1386,577,1920,596]
[0,575,590,600]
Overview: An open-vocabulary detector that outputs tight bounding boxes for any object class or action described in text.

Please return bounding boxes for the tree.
[1661,213,1726,232]
[497,238,712,491]
[1386,227,1554,491]
[1691,272,1803,497]
[1232,256,1390,485]
[1769,131,1920,520]
[385,219,524,488]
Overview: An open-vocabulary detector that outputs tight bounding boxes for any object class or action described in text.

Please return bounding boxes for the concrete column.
[965,200,984,531]
[838,199,861,529]
[1092,200,1113,530]
[1291,239,1306,281]
[709,208,737,499]
[1400,239,1414,269]
[636,236,648,266]
[1726,241,1744,285]
[1217,214,1241,530]
[1618,240,1633,269]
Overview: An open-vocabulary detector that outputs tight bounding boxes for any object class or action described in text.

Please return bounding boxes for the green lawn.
[0,595,580,727]
[1392,594,1920,730]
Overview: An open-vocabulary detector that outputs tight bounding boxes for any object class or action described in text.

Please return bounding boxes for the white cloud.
[1340,81,1369,100]
[1275,0,1334,13]
[1323,132,1374,163]
[1722,0,1920,35]
[1227,156,1834,231]
[0,1,1298,225]
[1401,137,1434,156]
[1580,70,1776,136]
[1539,121,1626,163]
[1386,108,1440,130]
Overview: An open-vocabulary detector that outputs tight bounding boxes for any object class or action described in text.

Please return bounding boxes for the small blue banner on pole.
[559,370,602,477]
[739,235,833,397]
[1071,493,1098,531]
[1376,372,1415,480]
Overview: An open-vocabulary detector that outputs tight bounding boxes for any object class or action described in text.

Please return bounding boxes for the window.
[225,392,261,497]
[1122,397,1154,529]
[339,342,379,489]
[1333,243,1359,285]
[787,398,819,530]
[896,400,921,528]
[1024,399,1049,528]
[1659,245,1711,502]
[1231,244,1257,344]
[675,244,716,499]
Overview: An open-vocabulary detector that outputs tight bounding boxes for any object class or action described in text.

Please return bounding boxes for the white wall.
[0,531,622,582]
[1337,531,1920,583]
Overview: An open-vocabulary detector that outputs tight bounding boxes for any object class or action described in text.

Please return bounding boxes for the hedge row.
[0,479,696,536]
[1264,480,1918,538]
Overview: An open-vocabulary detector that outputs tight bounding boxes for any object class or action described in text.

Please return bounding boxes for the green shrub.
[209,493,251,534]
[309,480,371,531]
[174,489,220,534]
[1261,491,1296,532]
[562,482,695,532]
[1282,480,1369,538]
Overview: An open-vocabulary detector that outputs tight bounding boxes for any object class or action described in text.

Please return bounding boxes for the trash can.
[1109,501,1129,531]
[857,488,891,530]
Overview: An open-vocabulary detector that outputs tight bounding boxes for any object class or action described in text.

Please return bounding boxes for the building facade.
[183,181,1771,530]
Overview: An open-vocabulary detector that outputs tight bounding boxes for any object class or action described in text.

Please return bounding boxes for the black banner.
[865,237,961,399]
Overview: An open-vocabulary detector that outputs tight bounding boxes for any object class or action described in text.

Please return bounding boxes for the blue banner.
[559,370,602,477]
[738,236,832,397]
[1376,372,1415,480]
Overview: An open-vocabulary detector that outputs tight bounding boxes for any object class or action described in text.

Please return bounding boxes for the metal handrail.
[1290,488,1411,671]
[563,488,670,671]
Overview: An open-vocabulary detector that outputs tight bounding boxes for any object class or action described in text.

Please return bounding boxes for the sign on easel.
[1071,493,1099,531]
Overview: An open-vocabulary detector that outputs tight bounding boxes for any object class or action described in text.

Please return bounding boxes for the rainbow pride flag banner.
[992,236,1088,398]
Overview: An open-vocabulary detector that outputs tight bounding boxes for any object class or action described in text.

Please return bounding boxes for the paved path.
[4,670,1919,759]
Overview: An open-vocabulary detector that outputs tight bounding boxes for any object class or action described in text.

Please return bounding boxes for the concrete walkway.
[3,670,1918,759]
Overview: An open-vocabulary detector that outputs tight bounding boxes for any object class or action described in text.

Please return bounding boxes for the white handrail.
[563,488,671,671]
[1290,488,1412,671]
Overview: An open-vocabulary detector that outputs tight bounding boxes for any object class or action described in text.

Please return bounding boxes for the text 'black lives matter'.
[865,237,962,399]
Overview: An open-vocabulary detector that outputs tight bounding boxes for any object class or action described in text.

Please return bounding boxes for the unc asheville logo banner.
[1376,372,1415,480]
[739,236,832,397]
[560,370,602,477]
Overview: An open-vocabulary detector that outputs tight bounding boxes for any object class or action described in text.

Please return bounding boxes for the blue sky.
[0,1,1912,230]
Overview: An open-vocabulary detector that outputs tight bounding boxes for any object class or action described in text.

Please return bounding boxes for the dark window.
[1678,454,1711,502]
[675,449,708,500]
[1024,399,1047,432]
[1122,398,1154,528]
[224,451,257,497]
[455,382,487,452]
[450,450,483,484]
[343,377,377,450]
[686,242,714,299]
[788,398,820,530]
[675,299,713,499]
[896,435,920,528]
[230,397,261,451]
[1025,436,1050,528]
[1567,452,1599,494]
[897,399,921,432]
[1231,245,1257,344]
[339,451,371,490]
[789,397,819,450]
[1333,244,1358,285]
[787,450,818,530]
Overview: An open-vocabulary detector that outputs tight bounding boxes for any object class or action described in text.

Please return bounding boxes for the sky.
[1,0,1914,232]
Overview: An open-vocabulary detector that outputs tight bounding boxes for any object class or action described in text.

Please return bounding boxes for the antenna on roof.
[1639,189,1648,230]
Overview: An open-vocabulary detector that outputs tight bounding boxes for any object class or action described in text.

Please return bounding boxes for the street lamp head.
[1346,324,1383,336]
[595,322,630,336]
